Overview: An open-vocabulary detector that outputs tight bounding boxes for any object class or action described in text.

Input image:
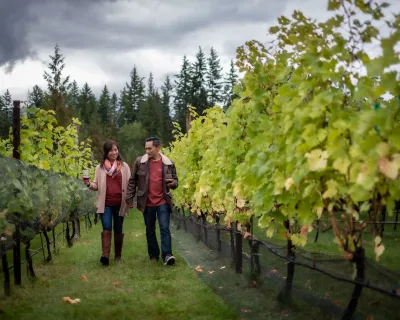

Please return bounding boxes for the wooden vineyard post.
[12,100,22,286]
[235,222,243,274]
[1,237,11,295]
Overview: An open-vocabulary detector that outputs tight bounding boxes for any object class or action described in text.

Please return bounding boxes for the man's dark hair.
[145,136,161,147]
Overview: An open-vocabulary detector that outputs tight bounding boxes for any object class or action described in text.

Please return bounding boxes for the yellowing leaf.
[240,309,252,313]
[376,142,390,157]
[62,297,81,304]
[374,236,385,261]
[236,199,246,208]
[285,177,294,190]
[243,231,252,239]
[39,160,50,170]
[323,180,338,199]
[300,225,312,237]
[317,128,327,142]
[195,265,203,272]
[291,233,307,247]
[266,226,275,238]
[379,156,398,180]
[305,149,328,171]
[359,202,371,212]
[333,156,350,175]
[313,206,323,219]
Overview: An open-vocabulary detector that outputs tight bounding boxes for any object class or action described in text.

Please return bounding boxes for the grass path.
[0,210,238,320]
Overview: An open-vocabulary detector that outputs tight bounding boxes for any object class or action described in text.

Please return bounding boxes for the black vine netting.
[170,208,400,320]
[0,156,96,243]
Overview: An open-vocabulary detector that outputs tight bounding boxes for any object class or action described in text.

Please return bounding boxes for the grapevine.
[166,0,400,262]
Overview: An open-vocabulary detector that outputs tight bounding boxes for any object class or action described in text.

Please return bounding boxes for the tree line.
[0,44,239,165]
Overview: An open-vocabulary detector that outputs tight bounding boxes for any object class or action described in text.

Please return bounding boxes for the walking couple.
[84,136,178,266]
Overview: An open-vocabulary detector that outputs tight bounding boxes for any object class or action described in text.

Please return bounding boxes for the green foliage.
[78,82,98,126]
[207,47,224,107]
[0,107,96,240]
[159,76,174,144]
[137,73,162,137]
[222,59,240,111]
[190,46,209,116]
[174,55,193,132]
[118,122,149,166]
[43,44,73,127]
[166,0,400,261]
[27,85,45,108]
[118,65,146,126]
[0,89,12,139]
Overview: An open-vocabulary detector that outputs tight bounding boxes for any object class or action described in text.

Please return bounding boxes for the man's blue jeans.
[100,205,124,233]
[143,203,172,260]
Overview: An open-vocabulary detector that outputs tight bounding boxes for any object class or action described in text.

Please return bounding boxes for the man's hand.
[166,179,176,188]
[126,200,134,208]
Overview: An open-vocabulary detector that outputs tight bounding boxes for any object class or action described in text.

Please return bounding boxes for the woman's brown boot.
[114,232,124,261]
[100,230,112,266]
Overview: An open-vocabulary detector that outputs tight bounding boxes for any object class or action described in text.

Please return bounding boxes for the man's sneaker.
[163,254,175,266]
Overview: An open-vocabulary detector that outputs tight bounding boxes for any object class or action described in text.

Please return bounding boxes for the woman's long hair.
[101,140,124,167]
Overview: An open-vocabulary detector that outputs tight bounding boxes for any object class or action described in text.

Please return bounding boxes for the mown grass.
[173,211,400,319]
[0,209,238,320]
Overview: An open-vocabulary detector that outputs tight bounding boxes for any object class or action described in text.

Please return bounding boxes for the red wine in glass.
[83,169,89,185]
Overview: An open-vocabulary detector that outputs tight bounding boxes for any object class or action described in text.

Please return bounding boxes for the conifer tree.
[43,44,72,126]
[207,47,223,107]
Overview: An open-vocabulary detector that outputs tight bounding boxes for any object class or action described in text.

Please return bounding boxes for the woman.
[84,141,131,266]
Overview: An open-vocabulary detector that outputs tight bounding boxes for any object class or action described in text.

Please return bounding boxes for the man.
[126,136,178,265]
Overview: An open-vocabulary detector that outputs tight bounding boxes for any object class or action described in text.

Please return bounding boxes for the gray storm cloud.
[0,0,118,72]
[0,0,286,73]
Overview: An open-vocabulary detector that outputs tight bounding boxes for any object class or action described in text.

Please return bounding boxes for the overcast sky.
[0,0,399,100]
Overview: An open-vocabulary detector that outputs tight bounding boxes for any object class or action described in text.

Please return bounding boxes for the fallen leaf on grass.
[171,234,175,238]
[112,282,122,287]
[240,309,252,313]
[344,253,353,261]
[208,271,215,275]
[194,265,203,272]
[368,300,381,306]
[220,266,226,269]
[81,274,88,282]
[184,250,191,254]
[333,300,342,307]
[243,232,251,239]
[63,297,81,304]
